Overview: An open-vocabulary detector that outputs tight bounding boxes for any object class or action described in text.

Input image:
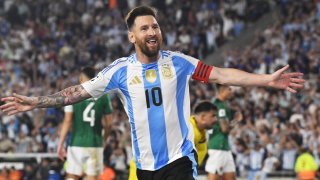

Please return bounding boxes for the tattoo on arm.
[37,85,91,108]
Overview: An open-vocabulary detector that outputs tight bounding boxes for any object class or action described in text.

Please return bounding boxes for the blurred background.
[0,0,319,179]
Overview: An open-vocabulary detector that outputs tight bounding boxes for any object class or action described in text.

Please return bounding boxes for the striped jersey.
[82,50,205,171]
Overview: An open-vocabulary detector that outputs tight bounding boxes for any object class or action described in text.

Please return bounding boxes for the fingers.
[2,106,16,113]
[0,102,18,115]
[1,96,15,102]
[13,93,26,101]
[286,87,297,93]
[277,65,289,74]
[0,101,16,111]
[58,153,64,161]
[290,78,305,83]
[289,83,304,89]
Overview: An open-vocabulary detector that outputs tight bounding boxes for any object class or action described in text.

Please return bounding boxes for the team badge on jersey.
[146,69,156,83]
[161,64,173,79]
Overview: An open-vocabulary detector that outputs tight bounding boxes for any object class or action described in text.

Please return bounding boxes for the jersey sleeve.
[82,58,126,98]
[64,105,73,112]
[171,51,212,84]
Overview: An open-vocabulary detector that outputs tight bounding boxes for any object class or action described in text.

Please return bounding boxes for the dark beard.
[136,38,161,58]
[141,44,160,58]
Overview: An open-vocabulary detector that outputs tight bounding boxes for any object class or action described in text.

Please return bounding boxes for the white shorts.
[205,149,236,175]
[66,146,103,176]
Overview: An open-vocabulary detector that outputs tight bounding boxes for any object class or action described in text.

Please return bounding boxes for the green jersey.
[208,98,231,151]
[65,94,113,147]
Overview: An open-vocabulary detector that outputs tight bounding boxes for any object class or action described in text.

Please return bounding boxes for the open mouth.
[146,39,158,46]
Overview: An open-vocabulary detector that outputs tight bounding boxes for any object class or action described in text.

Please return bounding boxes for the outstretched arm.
[0,84,91,115]
[209,65,305,93]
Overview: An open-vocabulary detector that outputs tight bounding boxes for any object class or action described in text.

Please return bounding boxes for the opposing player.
[128,101,217,179]
[1,5,304,180]
[57,67,113,180]
[206,85,242,180]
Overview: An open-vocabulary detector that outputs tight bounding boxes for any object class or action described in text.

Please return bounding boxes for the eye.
[141,26,148,31]
[152,25,159,29]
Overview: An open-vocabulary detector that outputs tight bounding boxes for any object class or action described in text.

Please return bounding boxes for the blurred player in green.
[206,85,243,180]
[57,67,113,180]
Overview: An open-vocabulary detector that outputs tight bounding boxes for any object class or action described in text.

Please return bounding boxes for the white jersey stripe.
[126,64,155,170]
[158,60,183,162]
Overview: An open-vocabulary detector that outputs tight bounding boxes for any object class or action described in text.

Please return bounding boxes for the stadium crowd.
[0,0,319,179]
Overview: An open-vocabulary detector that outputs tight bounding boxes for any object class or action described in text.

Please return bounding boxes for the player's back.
[208,99,231,150]
[70,94,111,147]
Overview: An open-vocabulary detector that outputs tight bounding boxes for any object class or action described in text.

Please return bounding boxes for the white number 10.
[83,102,95,127]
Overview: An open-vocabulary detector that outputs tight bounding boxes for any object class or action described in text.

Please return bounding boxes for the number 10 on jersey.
[145,87,163,108]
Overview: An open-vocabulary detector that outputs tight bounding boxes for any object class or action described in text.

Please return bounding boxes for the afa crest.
[146,69,157,83]
[161,64,173,79]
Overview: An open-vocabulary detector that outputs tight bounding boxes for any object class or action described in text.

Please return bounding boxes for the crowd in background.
[0,0,319,179]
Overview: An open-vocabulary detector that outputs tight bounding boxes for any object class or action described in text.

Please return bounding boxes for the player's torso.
[115,51,195,170]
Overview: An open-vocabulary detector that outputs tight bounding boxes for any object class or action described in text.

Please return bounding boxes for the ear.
[128,31,135,44]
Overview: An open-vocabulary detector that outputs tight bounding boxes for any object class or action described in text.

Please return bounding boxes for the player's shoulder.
[100,57,130,75]
[165,50,198,64]
[165,50,185,58]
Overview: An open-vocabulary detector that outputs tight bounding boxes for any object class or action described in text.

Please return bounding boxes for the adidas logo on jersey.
[129,76,142,85]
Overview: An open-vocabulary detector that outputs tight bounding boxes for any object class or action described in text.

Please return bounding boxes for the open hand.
[268,65,305,93]
[0,93,37,115]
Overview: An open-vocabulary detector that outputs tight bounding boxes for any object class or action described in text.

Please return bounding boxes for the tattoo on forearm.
[37,85,90,108]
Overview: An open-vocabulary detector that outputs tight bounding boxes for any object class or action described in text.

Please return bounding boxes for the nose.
[148,28,156,36]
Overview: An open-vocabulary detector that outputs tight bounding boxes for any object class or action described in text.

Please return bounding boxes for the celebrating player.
[0,5,304,180]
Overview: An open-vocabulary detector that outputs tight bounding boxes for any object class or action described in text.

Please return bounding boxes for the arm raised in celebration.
[0,84,91,115]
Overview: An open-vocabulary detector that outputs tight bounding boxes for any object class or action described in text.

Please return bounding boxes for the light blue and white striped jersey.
[82,50,200,171]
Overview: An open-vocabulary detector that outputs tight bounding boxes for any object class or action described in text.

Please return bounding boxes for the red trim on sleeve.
[192,61,213,84]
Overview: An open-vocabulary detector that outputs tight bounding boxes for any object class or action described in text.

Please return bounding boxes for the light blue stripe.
[187,151,198,179]
[109,66,141,169]
[172,56,195,156]
[142,63,169,169]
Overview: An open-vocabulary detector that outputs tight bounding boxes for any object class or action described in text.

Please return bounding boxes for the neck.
[135,49,160,64]
[217,94,226,101]
[194,116,205,131]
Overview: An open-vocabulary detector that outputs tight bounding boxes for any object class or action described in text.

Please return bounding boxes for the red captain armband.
[192,61,213,84]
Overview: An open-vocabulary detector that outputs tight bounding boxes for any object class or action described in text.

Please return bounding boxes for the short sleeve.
[171,51,212,84]
[82,58,127,98]
[64,105,73,112]
[171,51,200,75]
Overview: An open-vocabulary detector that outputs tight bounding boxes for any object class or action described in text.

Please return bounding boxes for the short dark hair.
[81,67,96,79]
[125,6,157,29]
[194,101,217,114]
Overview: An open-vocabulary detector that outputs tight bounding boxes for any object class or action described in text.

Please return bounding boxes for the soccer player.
[128,101,217,180]
[57,67,113,180]
[0,5,305,180]
[206,85,242,180]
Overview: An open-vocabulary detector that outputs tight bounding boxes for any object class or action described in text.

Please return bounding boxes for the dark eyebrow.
[140,25,148,29]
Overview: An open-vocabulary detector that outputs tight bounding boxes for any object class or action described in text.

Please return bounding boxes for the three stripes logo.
[129,76,142,85]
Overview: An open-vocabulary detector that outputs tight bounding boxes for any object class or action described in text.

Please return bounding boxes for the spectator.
[0,131,15,152]
[295,147,318,180]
